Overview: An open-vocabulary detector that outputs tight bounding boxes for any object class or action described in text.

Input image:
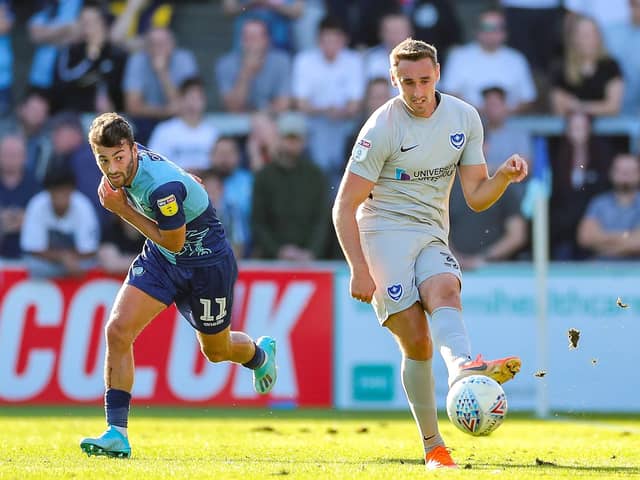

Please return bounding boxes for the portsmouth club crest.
[387,283,403,302]
[450,132,465,150]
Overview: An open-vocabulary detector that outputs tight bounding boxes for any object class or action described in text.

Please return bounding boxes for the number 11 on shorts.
[200,298,227,325]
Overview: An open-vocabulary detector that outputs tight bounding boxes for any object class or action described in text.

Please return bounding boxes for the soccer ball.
[446,375,507,436]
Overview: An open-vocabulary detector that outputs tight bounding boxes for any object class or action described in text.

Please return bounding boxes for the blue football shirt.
[124,143,227,266]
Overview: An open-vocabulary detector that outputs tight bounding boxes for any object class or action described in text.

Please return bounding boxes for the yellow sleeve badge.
[157,194,179,216]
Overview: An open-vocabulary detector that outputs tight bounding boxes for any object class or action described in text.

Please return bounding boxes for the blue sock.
[105,388,131,428]
[242,343,266,370]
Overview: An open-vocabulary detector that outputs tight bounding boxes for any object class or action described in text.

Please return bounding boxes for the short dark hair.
[481,86,507,99]
[43,157,76,190]
[179,76,205,95]
[49,111,83,133]
[88,112,135,152]
[318,16,347,34]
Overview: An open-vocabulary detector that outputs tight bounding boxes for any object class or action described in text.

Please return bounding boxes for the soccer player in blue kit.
[80,113,277,458]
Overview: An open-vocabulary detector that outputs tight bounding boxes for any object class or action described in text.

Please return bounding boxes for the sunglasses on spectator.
[479,21,505,32]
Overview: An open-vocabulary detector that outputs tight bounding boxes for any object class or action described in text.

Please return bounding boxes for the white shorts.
[360,230,462,324]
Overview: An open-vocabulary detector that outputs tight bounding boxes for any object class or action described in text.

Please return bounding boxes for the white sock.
[401,357,444,454]
[112,425,128,438]
[429,307,472,386]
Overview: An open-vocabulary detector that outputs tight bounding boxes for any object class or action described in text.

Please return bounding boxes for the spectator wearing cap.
[215,18,291,113]
[148,76,219,174]
[20,165,99,278]
[251,113,331,261]
[292,16,365,189]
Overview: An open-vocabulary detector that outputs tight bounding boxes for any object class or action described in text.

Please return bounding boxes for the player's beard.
[107,155,136,188]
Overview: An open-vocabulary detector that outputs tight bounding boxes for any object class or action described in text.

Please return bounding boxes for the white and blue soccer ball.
[446,375,508,436]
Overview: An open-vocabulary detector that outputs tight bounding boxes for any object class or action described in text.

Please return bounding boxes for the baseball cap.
[277,112,307,137]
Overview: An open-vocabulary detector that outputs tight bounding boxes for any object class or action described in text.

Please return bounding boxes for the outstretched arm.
[458,154,528,212]
[332,171,376,303]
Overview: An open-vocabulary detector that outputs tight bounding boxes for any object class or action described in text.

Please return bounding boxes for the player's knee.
[426,284,460,309]
[201,344,231,363]
[105,320,134,351]
[402,335,433,360]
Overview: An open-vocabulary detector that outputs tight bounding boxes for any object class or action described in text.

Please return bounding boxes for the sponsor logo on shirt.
[352,138,372,162]
[450,132,465,150]
[395,168,411,180]
[400,144,419,152]
[395,165,456,182]
[387,284,403,302]
[157,194,178,216]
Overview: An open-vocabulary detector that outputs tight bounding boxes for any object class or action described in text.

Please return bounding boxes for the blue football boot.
[253,336,277,394]
[80,425,131,458]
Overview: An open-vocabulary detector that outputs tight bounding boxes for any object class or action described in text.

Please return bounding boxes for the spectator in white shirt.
[293,16,365,188]
[440,8,537,113]
[148,76,218,174]
[20,167,99,278]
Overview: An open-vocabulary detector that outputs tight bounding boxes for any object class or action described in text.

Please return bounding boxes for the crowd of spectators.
[1,0,640,279]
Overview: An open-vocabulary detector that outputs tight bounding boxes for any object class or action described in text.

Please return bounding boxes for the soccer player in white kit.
[332,38,528,469]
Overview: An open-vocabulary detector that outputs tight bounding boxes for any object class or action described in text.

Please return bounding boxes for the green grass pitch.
[0,407,638,479]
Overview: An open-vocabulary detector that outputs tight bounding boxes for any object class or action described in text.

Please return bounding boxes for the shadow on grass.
[469,463,640,474]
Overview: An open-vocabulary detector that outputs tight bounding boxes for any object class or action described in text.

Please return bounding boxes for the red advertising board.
[0,267,333,406]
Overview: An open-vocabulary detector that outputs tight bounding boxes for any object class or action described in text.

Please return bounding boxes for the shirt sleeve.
[583,195,607,220]
[292,52,310,101]
[439,47,463,93]
[274,52,292,97]
[347,113,393,183]
[458,105,486,167]
[123,53,145,93]
[345,52,365,102]
[148,123,170,158]
[215,55,234,95]
[149,181,187,230]
[20,195,48,252]
[175,50,199,85]
[73,193,100,254]
[515,54,537,103]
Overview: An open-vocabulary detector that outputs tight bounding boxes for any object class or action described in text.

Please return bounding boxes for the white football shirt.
[348,92,486,244]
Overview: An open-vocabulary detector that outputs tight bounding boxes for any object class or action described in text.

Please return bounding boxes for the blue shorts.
[126,243,238,334]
